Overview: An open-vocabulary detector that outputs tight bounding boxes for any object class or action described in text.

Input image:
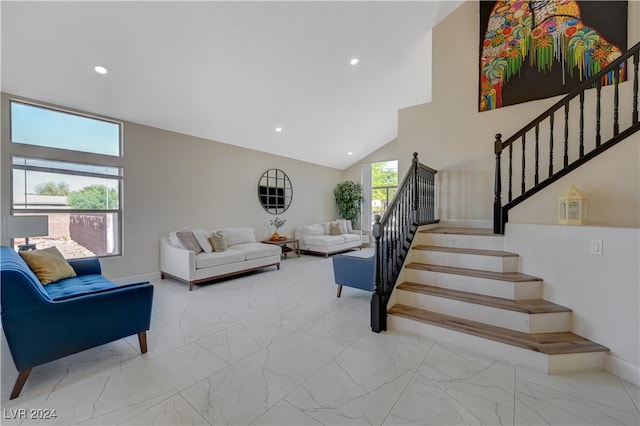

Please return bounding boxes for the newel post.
[493,134,504,234]
[371,214,386,332]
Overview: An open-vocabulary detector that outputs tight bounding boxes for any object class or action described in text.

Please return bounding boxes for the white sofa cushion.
[196,249,244,269]
[218,228,256,246]
[300,223,324,237]
[304,235,347,248]
[342,233,362,243]
[231,242,282,260]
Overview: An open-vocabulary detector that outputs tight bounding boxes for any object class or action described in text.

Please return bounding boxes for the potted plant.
[334,181,363,228]
[269,217,286,240]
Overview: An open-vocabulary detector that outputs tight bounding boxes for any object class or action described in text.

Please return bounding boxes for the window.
[11,101,121,156]
[9,101,123,258]
[370,160,398,226]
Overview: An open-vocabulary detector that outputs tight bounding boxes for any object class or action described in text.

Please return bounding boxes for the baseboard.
[112,271,161,285]
[606,354,640,386]
[438,219,492,229]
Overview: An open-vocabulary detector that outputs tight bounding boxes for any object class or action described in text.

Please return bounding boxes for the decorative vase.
[270,231,280,241]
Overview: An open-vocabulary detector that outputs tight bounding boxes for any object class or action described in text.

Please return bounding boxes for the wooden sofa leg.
[10,368,32,400]
[336,285,343,298]
[189,281,193,291]
[138,331,148,354]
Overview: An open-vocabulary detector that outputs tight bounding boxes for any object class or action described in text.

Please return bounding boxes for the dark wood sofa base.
[161,262,281,291]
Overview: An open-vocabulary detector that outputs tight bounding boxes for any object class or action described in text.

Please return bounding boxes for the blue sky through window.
[11,102,120,156]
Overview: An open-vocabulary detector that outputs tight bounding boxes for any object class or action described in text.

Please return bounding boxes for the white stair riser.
[403,268,542,300]
[416,233,505,251]
[396,290,570,333]
[388,314,605,374]
[548,352,607,375]
[409,250,518,273]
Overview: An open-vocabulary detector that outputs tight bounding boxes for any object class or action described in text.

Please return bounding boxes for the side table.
[261,238,300,258]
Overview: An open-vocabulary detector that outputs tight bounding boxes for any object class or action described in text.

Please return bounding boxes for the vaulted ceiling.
[1,1,462,169]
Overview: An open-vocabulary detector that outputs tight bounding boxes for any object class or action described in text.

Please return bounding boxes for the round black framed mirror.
[257,168,293,214]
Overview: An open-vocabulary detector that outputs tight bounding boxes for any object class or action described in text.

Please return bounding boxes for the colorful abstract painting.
[479,1,628,112]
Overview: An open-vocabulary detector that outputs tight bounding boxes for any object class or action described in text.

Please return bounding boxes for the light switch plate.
[591,239,603,256]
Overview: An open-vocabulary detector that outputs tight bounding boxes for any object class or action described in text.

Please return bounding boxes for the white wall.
[1,93,344,280]
[398,0,640,226]
[505,223,640,385]
[342,138,398,182]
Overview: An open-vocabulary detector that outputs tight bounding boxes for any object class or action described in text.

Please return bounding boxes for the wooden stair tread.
[388,305,609,355]
[397,282,571,313]
[421,227,499,236]
[413,245,518,257]
[405,262,542,282]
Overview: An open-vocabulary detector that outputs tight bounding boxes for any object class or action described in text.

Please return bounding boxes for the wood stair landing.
[396,282,570,314]
[388,305,609,356]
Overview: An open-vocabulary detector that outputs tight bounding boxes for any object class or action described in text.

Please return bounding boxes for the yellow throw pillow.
[19,246,77,285]
[209,232,227,252]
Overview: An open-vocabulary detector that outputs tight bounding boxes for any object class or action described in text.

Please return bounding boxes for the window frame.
[7,98,125,259]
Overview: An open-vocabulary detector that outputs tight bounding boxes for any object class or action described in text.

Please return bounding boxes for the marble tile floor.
[1,254,638,425]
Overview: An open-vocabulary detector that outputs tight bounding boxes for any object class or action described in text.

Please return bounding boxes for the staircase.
[372,43,637,372]
[387,226,609,374]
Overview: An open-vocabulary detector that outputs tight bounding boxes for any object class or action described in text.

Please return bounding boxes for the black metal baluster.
[634,51,639,125]
[579,91,585,157]
[614,66,620,136]
[564,103,569,167]
[534,124,540,185]
[521,134,526,195]
[549,113,554,177]
[508,143,513,202]
[596,82,602,147]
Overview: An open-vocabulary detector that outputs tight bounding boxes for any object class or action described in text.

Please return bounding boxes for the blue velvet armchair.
[0,246,153,399]
[332,250,375,297]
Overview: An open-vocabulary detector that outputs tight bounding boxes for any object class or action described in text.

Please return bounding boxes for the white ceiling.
[1,1,462,170]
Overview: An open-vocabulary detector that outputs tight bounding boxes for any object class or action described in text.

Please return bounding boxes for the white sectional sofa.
[294,219,368,257]
[160,227,281,290]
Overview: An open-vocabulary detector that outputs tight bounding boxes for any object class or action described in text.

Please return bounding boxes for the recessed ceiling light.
[350,58,359,66]
[347,151,354,156]
[275,127,283,132]
[94,65,108,75]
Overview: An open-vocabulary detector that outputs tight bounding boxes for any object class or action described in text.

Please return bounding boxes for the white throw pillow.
[192,228,213,253]
[218,228,256,247]
[322,222,331,234]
